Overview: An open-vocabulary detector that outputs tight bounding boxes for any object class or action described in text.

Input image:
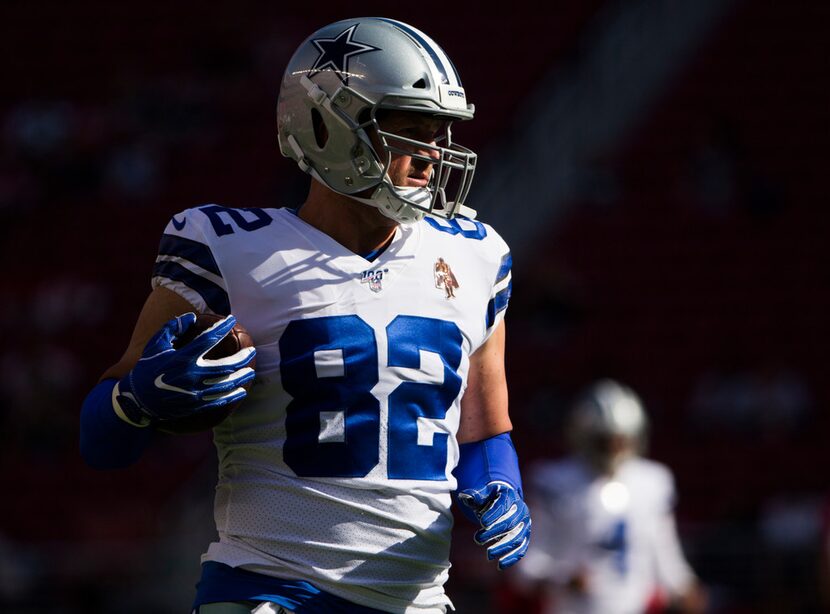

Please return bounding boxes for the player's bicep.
[458,319,512,443]
[99,286,199,381]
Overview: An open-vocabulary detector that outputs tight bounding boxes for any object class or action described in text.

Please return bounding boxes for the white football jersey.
[151,205,512,613]
[516,456,696,614]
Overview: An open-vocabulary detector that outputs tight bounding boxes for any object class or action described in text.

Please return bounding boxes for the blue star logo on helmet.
[310,25,381,82]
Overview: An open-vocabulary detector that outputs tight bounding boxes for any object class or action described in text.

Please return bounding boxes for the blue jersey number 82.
[279,315,463,480]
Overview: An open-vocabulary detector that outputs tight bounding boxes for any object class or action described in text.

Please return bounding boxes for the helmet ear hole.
[357,108,373,126]
[412,78,427,89]
[311,108,328,148]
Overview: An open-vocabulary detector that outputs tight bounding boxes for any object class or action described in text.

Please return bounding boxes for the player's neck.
[298,182,398,257]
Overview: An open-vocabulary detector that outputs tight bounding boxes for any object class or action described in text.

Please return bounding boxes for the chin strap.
[285,135,311,173]
[349,184,428,225]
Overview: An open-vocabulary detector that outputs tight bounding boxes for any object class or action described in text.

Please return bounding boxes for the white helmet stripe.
[377,18,460,86]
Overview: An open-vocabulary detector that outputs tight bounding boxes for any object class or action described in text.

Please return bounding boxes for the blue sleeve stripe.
[158,234,222,276]
[485,281,512,329]
[152,260,231,315]
[424,216,487,239]
[494,281,512,313]
[496,252,512,284]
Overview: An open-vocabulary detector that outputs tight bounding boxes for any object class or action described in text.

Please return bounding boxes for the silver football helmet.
[567,379,649,473]
[277,17,477,224]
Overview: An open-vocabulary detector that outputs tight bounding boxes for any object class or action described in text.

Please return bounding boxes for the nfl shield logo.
[360,268,388,293]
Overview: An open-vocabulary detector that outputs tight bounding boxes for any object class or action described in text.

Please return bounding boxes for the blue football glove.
[458,480,532,570]
[113,313,256,427]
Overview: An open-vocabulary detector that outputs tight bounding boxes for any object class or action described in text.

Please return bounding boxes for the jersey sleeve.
[652,465,698,594]
[483,225,512,341]
[150,207,231,315]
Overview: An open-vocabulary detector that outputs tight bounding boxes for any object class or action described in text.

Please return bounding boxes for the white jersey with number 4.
[150,205,512,613]
[516,457,697,614]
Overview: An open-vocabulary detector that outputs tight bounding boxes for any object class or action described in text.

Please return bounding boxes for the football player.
[79,17,530,614]
[511,380,706,614]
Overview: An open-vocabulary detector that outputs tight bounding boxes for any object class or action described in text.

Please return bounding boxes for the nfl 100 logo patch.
[360,267,389,293]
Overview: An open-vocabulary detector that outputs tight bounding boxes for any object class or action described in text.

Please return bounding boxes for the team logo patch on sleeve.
[360,267,389,293]
[434,257,459,299]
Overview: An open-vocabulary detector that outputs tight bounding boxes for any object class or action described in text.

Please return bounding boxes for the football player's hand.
[458,480,532,570]
[113,313,256,427]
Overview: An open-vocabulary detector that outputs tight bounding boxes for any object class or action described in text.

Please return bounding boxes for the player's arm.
[453,320,531,570]
[649,469,708,612]
[457,318,512,443]
[99,286,198,381]
[80,287,194,469]
[79,286,255,469]
[653,506,708,613]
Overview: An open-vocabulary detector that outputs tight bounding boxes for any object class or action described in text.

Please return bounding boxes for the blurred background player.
[511,379,707,614]
[78,16,530,614]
